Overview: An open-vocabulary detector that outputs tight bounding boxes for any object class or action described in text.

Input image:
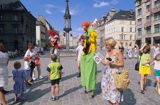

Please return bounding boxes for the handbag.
[134,54,142,71]
[135,62,139,71]
[112,69,130,90]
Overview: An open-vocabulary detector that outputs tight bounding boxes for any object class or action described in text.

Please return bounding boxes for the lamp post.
[63,0,72,51]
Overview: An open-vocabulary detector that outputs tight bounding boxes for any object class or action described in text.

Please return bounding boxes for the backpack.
[112,69,130,90]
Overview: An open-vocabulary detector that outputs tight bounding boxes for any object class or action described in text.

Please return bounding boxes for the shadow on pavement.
[21,76,49,103]
[146,79,152,87]
[120,88,136,105]
[94,82,101,96]
[26,87,50,103]
[61,72,79,82]
[59,85,82,98]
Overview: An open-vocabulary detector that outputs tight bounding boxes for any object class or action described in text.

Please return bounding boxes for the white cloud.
[111,0,119,5]
[45,9,52,15]
[46,4,54,8]
[93,0,119,8]
[45,4,54,15]
[71,27,83,37]
[75,27,83,32]
[93,1,109,8]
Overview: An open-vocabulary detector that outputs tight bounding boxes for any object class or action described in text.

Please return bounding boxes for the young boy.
[47,54,63,101]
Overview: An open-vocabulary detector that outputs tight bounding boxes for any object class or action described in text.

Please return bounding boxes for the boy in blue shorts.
[47,54,63,101]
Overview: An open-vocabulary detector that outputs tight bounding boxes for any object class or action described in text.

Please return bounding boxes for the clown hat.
[48,30,57,36]
[82,22,90,27]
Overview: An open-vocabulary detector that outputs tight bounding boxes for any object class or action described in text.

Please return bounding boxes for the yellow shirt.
[48,62,61,80]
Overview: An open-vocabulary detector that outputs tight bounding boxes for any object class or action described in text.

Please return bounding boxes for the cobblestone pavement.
[4,53,160,105]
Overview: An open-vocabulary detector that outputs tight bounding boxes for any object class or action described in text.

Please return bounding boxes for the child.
[47,54,63,101]
[33,53,43,80]
[153,54,160,95]
[12,61,26,102]
[75,35,84,77]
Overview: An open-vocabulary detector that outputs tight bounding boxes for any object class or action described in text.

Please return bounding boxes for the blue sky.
[21,0,135,36]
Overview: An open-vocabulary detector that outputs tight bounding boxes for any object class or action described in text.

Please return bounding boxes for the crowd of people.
[1,23,160,105]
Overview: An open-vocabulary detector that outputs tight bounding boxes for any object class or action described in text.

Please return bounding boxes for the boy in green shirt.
[47,54,63,101]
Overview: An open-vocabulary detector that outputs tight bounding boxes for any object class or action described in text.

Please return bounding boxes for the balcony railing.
[144,20,151,27]
[153,19,160,24]
[152,6,160,13]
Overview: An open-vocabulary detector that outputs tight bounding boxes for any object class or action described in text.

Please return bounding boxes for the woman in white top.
[76,36,84,77]
[152,54,160,93]
[0,42,9,105]
[100,37,124,105]
[24,42,36,83]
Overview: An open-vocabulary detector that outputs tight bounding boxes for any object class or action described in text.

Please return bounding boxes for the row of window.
[119,34,134,40]
[0,24,31,33]
[106,27,135,33]
[137,0,160,16]
[0,14,23,22]
[137,12,160,25]
[138,24,160,35]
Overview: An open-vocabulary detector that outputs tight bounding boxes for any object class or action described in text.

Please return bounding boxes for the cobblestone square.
[4,53,160,105]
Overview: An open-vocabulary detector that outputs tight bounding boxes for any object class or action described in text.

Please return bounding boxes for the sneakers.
[55,96,59,100]
[51,96,55,101]
[51,96,59,101]
[39,76,43,79]
[32,77,36,81]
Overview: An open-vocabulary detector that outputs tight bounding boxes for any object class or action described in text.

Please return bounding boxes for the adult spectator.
[101,37,124,105]
[0,42,9,105]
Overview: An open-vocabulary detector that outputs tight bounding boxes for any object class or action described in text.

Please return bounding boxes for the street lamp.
[63,0,72,51]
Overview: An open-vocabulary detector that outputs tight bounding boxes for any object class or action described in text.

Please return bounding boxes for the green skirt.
[80,52,97,91]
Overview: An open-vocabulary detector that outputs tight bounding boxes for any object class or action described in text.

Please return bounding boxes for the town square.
[0,0,160,105]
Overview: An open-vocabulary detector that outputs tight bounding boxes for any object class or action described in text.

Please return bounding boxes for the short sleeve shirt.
[154,61,160,70]
[140,53,150,66]
[48,62,61,80]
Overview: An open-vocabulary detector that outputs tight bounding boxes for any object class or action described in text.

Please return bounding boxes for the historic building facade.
[105,10,136,48]
[136,0,160,46]
[36,16,51,49]
[0,0,36,51]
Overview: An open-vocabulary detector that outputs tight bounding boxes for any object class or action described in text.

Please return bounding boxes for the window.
[146,4,151,12]
[155,0,160,6]
[137,8,142,16]
[119,34,123,40]
[121,27,124,32]
[138,28,142,36]
[12,24,19,33]
[130,35,132,40]
[154,12,160,20]
[130,27,132,32]
[14,15,18,21]
[146,15,151,21]
[154,24,160,33]
[0,14,3,21]
[146,26,151,34]
[26,24,28,32]
[0,24,4,33]
[137,18,142,25]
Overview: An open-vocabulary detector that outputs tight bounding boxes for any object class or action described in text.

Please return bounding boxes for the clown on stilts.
[45,20,61,56]
[80,22,97,98]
